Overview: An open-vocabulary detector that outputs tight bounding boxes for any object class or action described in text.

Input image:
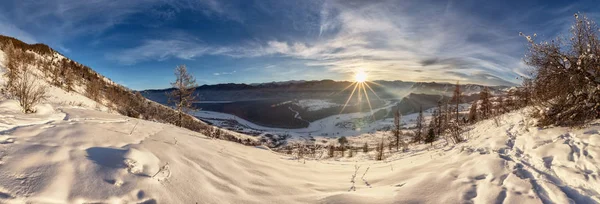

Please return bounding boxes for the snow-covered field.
[1,95,599,203]
[195,103,471,142]
[194,101,398,139]
[294,99,340,111]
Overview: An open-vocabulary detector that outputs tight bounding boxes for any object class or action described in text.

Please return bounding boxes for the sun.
[354,71,367,83]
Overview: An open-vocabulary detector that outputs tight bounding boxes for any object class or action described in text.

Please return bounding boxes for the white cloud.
[107,36,235,65]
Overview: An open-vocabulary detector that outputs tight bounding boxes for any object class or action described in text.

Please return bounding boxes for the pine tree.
[328,145,335,158]
[479,87,493,119]
[430,109,438,138]
[505,91,515,111]
[468,100,478,124]
[425,127,436,146]
[393,107,402,151]
[362,142,369,153]
[376,138,384,160]
[425,112,436,145]
[443,102,450,132]
[168,65,198,127]
[338,136,348,154]
[496,96,505,115]
[436,101,443,136]
[414,106,425,143]
[446,82,464,143]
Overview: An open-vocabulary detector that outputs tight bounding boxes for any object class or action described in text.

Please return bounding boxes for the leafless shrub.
[14,68,48,113]
[448,121,463,143]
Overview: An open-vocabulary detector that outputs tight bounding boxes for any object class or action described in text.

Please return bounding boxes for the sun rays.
[339,70,381,117]
[354,70,367,83]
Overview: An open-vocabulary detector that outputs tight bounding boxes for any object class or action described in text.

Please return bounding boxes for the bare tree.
[59,59,74,92]
[2,41,21,94]
[168,65,198,127]
[86,79,103,102]
[435,101,444,136]
[451,82,462,123]
[448,82,464,143]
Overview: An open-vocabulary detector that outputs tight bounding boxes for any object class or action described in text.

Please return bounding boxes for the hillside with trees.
[0,35,256,145]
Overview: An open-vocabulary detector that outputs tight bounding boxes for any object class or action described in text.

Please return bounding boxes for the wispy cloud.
[3,0,596,86]
[0,0,240,48]
[107,37,230,65]
[107,0,544,85]
[0,14,36,44]
[213,71,236,76]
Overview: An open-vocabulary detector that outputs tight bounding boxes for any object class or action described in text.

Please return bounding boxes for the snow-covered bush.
[523,13,600,126]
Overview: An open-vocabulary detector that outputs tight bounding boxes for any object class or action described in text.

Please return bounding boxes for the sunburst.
[354,70,367,83]
[339,70,382,119]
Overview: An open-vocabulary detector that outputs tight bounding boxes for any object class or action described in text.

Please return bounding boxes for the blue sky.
[0,0,598,90]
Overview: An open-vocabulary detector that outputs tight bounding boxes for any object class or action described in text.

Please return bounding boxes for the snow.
[193,101,397,138]
[1,93,599,203]
[195,102,470,141]
[294,99,340,111]
[1,48,600,203]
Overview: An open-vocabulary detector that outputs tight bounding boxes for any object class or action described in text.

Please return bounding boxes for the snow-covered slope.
[0,97,599,203]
